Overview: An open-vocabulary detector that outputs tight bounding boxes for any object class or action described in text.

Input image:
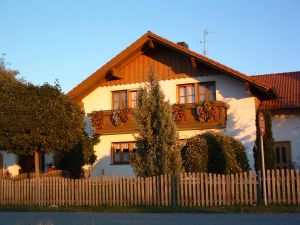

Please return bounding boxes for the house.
[252,72,300,169]
[68,31,277,176]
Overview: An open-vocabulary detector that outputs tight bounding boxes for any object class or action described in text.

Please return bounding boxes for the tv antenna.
[199,29,221,56]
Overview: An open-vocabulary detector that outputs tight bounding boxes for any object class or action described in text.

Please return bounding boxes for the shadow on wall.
[223,102,256,169]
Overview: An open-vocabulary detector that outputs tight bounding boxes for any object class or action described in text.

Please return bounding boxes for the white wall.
[272,113,300,169]
[0,151,19,176]
[84,74,257,176]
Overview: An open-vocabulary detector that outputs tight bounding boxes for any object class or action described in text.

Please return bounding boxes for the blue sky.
[1,0,299,93]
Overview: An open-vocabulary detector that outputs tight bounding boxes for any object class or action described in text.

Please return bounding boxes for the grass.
[0,204,300,213]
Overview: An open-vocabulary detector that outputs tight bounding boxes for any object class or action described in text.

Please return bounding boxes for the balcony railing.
[92,101,229,135]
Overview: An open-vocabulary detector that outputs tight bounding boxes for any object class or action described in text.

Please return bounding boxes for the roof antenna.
[199,29,221,56]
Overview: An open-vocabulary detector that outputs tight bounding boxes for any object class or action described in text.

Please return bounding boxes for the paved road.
[0,212,299,225]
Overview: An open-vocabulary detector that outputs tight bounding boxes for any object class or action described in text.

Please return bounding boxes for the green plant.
[131,69,182,176]
[181,136,208,173]
[253,107,275,170]
[54,132,99,179]
[194,101,216,122]
[182,132,250,174]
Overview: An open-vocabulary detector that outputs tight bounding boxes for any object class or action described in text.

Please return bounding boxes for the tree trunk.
[34,149,40,176]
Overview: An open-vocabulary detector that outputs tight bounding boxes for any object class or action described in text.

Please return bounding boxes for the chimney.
[177,42,189,49]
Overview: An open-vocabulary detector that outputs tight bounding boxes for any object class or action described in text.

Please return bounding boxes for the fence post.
[171,174,177,206]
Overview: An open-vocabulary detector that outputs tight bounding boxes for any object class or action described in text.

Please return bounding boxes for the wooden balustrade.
[93,101,229,135]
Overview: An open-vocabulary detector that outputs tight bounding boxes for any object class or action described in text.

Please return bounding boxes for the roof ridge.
[252,71,300,77]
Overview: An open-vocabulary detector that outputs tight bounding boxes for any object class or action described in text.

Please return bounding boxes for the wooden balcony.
[93,101,229,135]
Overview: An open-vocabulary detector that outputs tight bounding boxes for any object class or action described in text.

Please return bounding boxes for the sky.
[0,0,299,93]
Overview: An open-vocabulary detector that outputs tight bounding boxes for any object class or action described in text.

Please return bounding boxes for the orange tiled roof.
[251,71,300,110]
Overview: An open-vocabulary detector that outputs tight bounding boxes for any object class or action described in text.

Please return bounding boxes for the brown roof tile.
[251,71,300,110]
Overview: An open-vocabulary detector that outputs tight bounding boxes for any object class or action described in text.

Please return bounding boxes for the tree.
[181,132,250,174]
[253,108,275,170]
[131,70,182,177]
[0,60,85,174]
[54,132,99,178]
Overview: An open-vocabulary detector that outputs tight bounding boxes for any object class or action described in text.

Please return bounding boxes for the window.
[199,82,216,101]
[112,91,127,109]
[112,142,137,164]
[177,82,216,104]
[274,141,292,169]
[178,84,195,104]
[129,90,137,108]
[112,90,137,109]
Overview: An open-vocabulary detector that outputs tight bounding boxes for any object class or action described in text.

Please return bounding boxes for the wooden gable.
[101,45,220,87]
[68,31,277,101]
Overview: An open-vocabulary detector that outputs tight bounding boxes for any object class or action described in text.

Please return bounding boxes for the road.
[0,212,299,225]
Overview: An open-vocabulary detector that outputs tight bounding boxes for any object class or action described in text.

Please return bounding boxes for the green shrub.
[181,136,208,173]
[181,132,250,174]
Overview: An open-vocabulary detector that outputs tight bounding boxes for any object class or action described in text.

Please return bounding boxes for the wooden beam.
[106,68,124,80]
[244,82,252,95]
[148,38,155,49]
[190,57,197,68]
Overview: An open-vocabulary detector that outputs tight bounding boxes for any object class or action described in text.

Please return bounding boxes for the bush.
[181,136,208,173]
[181,132,250,174]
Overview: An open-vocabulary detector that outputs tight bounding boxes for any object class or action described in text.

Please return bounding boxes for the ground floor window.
[274,141,292,169]
[112,142,137,164]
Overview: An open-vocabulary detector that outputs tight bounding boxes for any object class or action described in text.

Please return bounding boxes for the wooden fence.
[0,169,299,207]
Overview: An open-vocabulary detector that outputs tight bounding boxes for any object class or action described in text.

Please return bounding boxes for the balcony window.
[178,84,195,104]
[199,82,216,101]
[112,90,137,109]
[112,142,137,164]
[112,90,127,109]
[129,90,137,108]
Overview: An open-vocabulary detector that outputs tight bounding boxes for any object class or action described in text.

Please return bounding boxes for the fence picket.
[281,169,286,203]
[286,169,291,204]
[296,170,300,205]
[291,169,296,205]
[276,170,281,204]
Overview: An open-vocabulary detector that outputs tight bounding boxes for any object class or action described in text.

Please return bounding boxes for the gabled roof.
[68,31,277,101]
[252,71,300,110]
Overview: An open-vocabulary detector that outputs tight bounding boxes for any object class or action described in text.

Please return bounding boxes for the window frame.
[111,142,137,165]
[198,81,216,101]
[177,83,196,104]
[112,89,138,110]
[177,81,216,104]
[274,141,292,169]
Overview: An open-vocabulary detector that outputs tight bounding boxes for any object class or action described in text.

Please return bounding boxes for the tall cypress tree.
[253,107,276,170]
[131,70,182,177]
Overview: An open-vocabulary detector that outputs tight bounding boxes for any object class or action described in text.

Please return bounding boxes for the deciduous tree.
[0,60,85,174]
